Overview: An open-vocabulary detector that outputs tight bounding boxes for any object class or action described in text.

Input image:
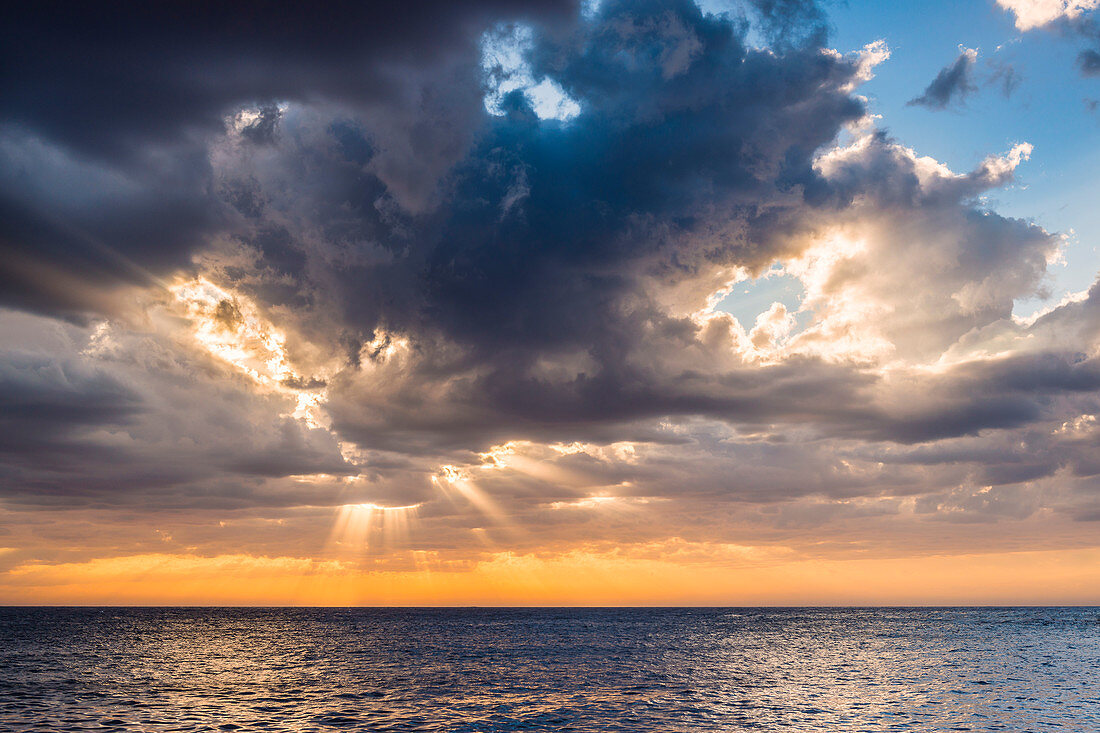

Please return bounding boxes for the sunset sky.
[2,0,1100,605]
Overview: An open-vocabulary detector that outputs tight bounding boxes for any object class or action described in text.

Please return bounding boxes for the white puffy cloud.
[997,0,1099,30]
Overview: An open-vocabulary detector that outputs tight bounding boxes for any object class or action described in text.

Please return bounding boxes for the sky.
[1,0,1100,605]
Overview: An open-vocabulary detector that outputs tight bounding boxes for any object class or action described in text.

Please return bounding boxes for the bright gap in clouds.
[713,268,809,333]
[480,23,581,121]
[329,502,420,553]
[169,278,328,427]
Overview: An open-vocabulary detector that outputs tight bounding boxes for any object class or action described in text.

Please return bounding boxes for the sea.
[0,607,1097,731]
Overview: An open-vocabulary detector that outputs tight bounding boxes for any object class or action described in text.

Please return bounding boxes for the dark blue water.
[1,607,1097,731]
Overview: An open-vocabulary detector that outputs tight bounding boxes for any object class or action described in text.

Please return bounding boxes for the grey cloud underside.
[907,50,977,110]
[1080,49,1100,75]
[0,313,353,509]
[1071,16,1100,76]
[1,0,1099,533]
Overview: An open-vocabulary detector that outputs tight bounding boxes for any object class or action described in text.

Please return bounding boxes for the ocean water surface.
[0,607,1097,731]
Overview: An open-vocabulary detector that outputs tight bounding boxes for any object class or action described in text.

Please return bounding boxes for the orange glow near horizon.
[4,546,1100,606]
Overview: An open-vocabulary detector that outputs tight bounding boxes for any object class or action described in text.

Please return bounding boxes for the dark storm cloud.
[4,0,1100,537]
[0,0,576,160]
[0,0,885,510]
[321,125,1062,454]
[424,35,862,351]
[158,0,1057,460]
[217,0,867,370]
[0,0,578,318]
[5,0,864,352]
[0,149,220,320]
[907,49,977,110]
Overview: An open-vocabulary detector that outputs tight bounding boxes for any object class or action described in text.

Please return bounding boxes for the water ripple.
[0,607,1097,731]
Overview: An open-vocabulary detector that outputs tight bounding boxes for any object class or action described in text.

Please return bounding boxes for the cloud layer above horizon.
[1,0,1099,601]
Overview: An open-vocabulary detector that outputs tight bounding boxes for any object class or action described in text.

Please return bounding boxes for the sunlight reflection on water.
[1,607,1097,731]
